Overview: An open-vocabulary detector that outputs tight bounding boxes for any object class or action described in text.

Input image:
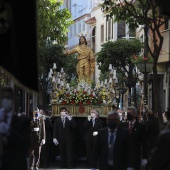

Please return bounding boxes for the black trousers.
[85,140,94,167]
[40,141,50,168]
[108,165,114,170]
[59,140,74,168]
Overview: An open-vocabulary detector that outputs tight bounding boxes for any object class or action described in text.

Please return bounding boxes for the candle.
[50,68,53,74]
[109,64,112,70]
[66,83,69,89]
[48,72,52,80]
[52,76,55,83]
[57,78,60,85]
[113,69,116,79]
[109,78,112,83]
[53,63,57,69]
[60,81,64,87]
[61,68,64,73]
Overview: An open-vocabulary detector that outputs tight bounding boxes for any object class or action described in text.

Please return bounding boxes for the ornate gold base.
[52,104,113,117]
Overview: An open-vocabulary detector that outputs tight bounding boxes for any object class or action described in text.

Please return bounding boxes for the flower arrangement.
[131,54,153,64]
[51,86,113,106]
[60,89,102,105]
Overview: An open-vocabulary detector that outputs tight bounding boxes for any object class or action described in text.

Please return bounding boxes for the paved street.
[39,159,98,170]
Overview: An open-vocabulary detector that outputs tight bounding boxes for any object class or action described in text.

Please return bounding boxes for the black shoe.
[67,166,73,169]
[60,165,67,168]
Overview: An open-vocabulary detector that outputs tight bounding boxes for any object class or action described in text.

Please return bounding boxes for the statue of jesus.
[65,36,95,84]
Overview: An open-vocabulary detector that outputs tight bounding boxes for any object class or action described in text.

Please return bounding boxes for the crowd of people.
[0,86,170,170]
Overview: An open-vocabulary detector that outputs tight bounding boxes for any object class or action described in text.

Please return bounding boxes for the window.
[117,20,125,39]
[78,21,81,33]
[82,20,85,31]
[70,25,72,37]
[108,19,112,40]
[101,25,104,42]
[129,27,136,37]
[165,19,170,30]
[74,23,76,35]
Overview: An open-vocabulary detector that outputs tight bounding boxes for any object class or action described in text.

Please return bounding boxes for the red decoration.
[71,100,75,104]
[78,106,85,113]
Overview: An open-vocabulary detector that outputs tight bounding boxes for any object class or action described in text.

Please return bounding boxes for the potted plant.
[131,54,153,73]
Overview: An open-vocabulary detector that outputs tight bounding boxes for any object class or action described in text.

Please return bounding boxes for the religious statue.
[65,36,95,84]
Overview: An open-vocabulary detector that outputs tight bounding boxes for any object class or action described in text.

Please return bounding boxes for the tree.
[97,38,142,76]
[101,0,169,112]
[96,38,142,107]
[37,0,73,47]
[36,0,73,107]
[38,43,77,108]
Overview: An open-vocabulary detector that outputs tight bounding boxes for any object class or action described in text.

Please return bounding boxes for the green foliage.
[69,78,78,89]
[101,0,169,59]
[96,39,142,74]
[101,0,169,110]
[64,54,78,81]
[38,43,77,79]
[101,0,166,29]
[98,72,110,82]
[37,0,73,47]
[131,54,153,64]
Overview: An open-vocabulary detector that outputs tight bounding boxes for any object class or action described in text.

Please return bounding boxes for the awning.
[85,17,96,24]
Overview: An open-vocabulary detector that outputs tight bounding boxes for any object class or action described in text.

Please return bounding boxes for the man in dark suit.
[144,110,159,170]
[91,110,134,170]
[0,87,31,170]
[53,107,77,169]
[149,121,170,170]
[120,106,147,170]
[83,109,103,168]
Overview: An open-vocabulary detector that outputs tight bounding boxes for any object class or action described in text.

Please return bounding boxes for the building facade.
[63,0,170,111]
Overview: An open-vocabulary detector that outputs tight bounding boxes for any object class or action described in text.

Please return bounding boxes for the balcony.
[158,29,170,63]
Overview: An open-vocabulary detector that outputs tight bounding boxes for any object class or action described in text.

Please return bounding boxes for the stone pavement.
[38,159,98,170]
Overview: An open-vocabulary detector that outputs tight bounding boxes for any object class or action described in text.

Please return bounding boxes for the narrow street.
[39,158,98,170]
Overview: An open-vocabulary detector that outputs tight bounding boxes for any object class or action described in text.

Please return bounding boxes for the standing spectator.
[0,86,31,170]
[120,106,147,170]
[29,109,46,170]
[91,110,134,170]
[144,110,159,170]
[162,108,170,128]
[17,111,32,170]
[66,109,77,167]
[149,121,170,170]
[40,110,53,168]
[96,110,106,128]
[83,109,103,168]
[53,107,77,168]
